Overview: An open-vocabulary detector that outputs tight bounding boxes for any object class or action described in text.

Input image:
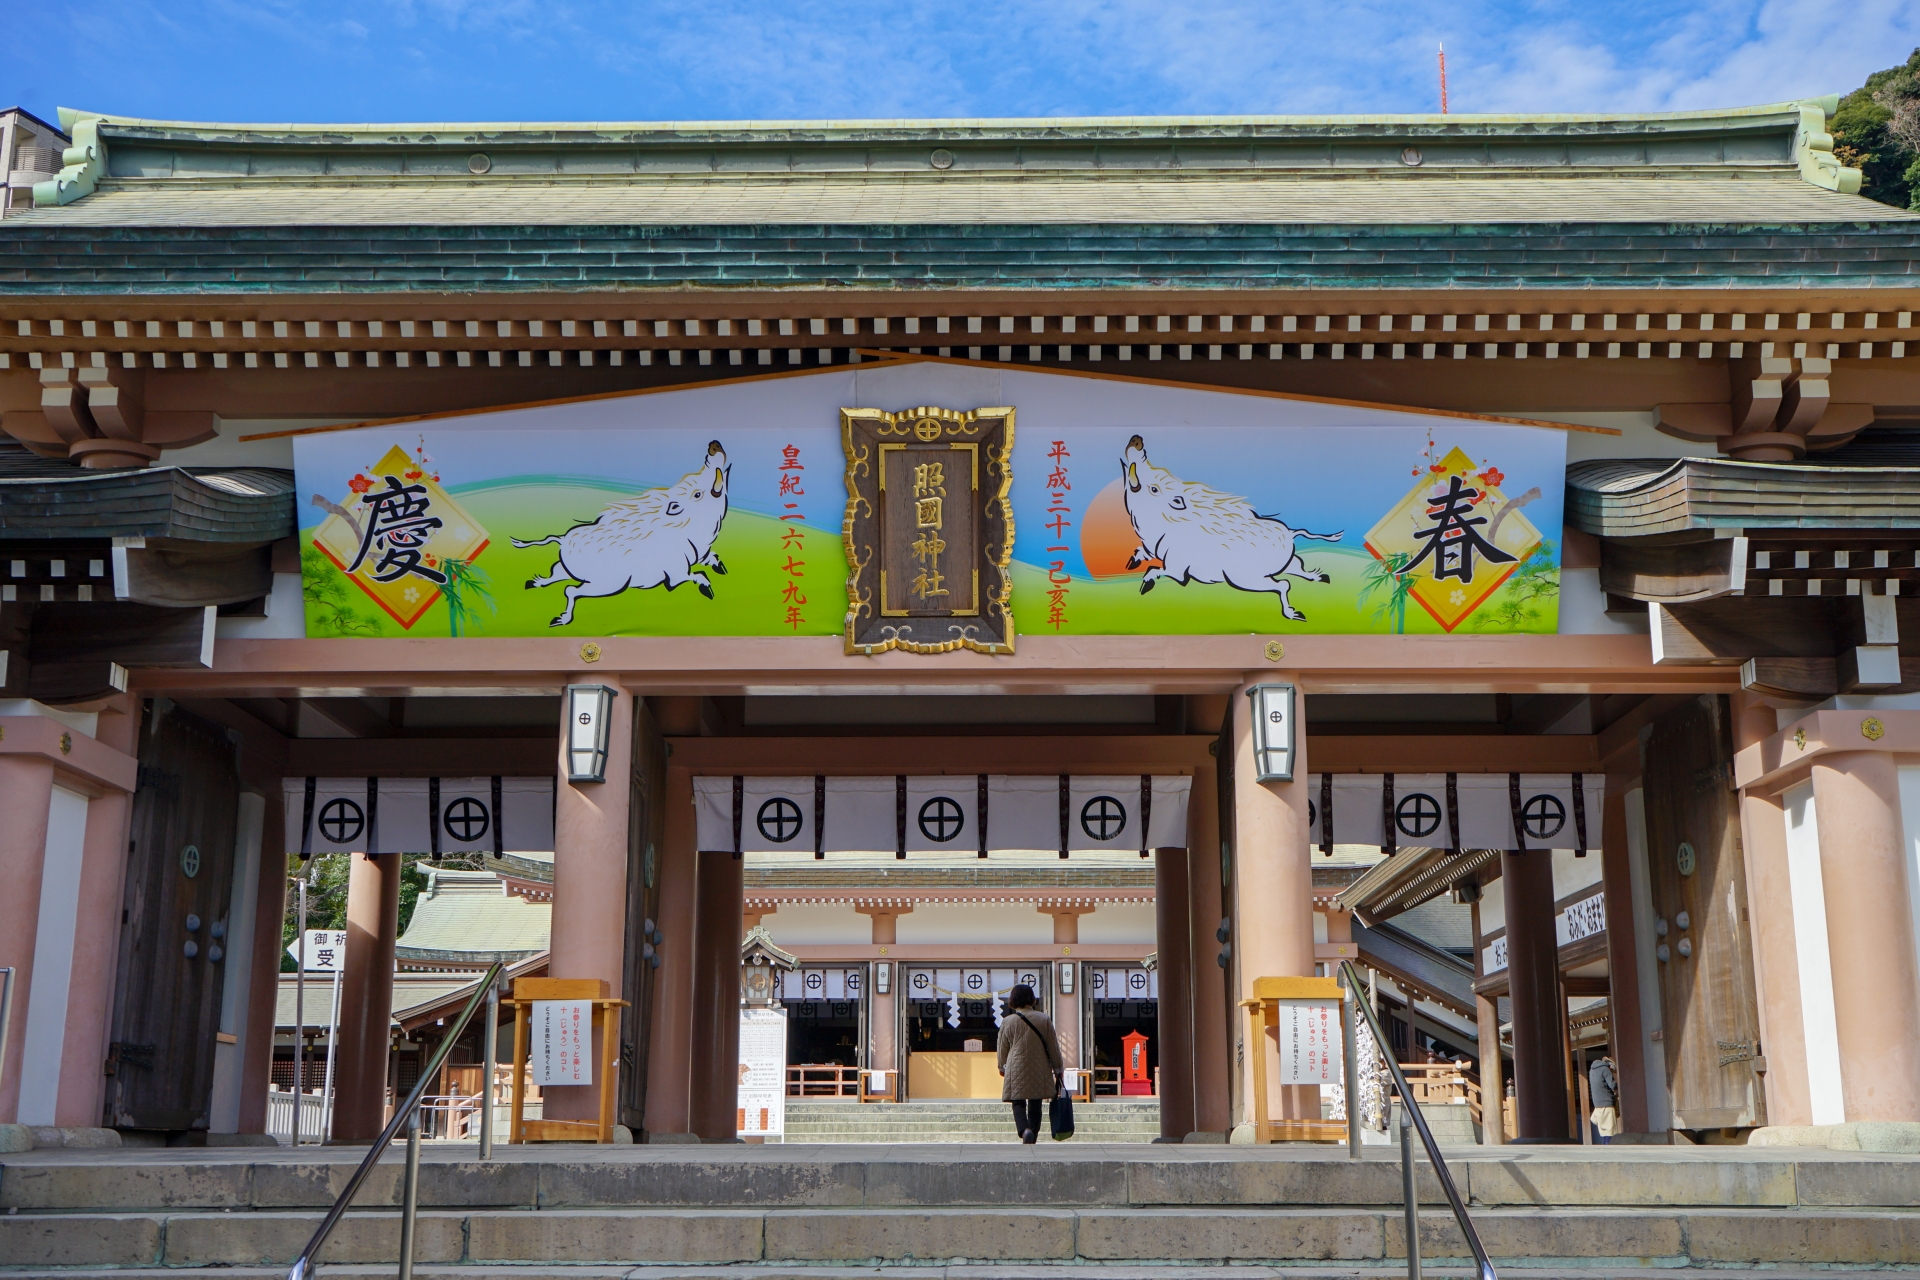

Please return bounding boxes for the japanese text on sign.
[287,929,348,972]
[1277,998,1344,1086]
[911,461,948,603]
[531,999,593,1087]
[1045,440,1071,629]
[778,443,808,631]
[737,1006,789,1137]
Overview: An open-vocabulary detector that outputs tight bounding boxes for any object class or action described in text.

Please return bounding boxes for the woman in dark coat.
[996,983,1062,1144]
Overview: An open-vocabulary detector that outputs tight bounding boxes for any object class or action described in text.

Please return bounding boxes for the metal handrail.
[1340,960,1496,1280]
[286,960,504,1280]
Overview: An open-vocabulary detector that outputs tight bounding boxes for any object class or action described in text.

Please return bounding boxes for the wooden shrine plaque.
[842,405,1014,655]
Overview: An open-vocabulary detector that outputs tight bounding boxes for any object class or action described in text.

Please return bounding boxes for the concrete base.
[26,1126,122,1149]
[1751,1121,1920,1153]
[0,1123,32,1153]
[4,1142,1919,1271]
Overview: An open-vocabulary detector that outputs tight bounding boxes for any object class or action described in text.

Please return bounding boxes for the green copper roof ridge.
[55,97,1841,138]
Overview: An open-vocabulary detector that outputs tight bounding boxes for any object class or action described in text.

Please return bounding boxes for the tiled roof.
[1567,457,1920,537]
[0,465,293,541]
[394,868,550,961]
[11,170,1906,228]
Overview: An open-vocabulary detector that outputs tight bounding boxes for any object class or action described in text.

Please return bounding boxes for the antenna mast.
[1438,43,1450,114]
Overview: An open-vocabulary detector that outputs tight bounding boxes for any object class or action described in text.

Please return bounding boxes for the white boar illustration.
[512,440,730,627]
[1121,434,1341,621]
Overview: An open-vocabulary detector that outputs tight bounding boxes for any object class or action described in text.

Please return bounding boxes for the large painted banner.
[293,362,1567,639]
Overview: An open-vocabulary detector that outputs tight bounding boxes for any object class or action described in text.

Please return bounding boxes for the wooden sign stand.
[1241,975,1348,1144]
[504,977,628,1144]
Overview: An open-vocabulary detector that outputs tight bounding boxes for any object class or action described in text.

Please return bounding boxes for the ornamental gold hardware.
[1862,716,1885,741]
[579,642,602,663]
[1264,641,1285,662]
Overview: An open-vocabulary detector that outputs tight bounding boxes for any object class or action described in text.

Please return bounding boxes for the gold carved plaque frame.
[842,405,1015,655]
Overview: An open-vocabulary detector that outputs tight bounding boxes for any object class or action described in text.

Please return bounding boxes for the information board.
[1277,998,1345,1086]
[737,1007,788,1138]
[531,999,593,1087]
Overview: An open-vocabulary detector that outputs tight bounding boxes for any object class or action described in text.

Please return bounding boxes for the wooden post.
[1244,999,1269,1142]
[599,1002,619,1142]
[504,977,626,1143]
[1475,992,1504,1146]
[509,1001,527,1146]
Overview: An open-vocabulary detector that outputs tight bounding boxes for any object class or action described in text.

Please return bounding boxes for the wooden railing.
[787,1064,861,1097]
[1393,1062,1517,1140]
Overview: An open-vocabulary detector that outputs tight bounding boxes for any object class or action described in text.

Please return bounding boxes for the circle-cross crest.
[317,797,365,845]
[1521,794,1567,841]
[1395,792,1443,839]
[1080,795,1128,842]
[443,796,490,843]
[918,796,965,843]
[756,796,804,844]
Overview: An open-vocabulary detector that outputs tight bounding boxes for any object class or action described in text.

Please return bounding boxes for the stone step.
[0,1267,1907,1280]
[5,1204,1919,1270]
[9,1148,1919,1212]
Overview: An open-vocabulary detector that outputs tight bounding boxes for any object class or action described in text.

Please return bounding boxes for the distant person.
[1588,1055,1619,1144]
[997,984,1063,1144]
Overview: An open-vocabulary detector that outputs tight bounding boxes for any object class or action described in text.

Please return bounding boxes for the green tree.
[277,853,475,971]
[1359,550,1416,634]
[1474,539,1560,631]
[300,545,382,637]
[1833,48,1920,210]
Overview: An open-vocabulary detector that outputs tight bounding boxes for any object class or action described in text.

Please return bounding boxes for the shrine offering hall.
[2,96,1920,1153]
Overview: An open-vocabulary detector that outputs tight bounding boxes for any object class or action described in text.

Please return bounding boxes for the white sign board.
[1558,891,1607,946]
[287,929,348,972]
[531,1000,593,1087]
[737,1007,788,1138]
[1276,998,1345,1086]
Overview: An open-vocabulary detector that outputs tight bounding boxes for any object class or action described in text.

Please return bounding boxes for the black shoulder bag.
[1013,1010,1074,1141]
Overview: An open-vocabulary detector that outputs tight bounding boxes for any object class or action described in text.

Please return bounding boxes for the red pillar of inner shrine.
[1153,844,1195,1141]
[687,849,744,1141]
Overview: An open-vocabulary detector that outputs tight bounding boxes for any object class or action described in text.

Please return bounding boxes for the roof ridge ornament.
[1792,98,1861,195]
[33,113,105,209]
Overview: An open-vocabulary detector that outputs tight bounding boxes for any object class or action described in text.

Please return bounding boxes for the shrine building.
[1,96,1918,1147]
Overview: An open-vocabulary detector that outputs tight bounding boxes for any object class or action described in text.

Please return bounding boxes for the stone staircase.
[780,1097,1160,1143]
[4,1142,1919,1276]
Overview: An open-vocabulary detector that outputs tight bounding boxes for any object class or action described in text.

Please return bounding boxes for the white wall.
[759,902,868,947]
[17,787,90,1126]
[1075,902,1156,945]
[896,903,1056,946]
[1551,849,1606,900]
[1784,781,1845,1125]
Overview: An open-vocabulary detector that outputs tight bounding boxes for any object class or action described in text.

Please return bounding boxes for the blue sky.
[6,0,1915,125]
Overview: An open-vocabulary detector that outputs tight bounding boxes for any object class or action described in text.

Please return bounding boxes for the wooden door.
[1640,696,1766,1131]
[619,697,665,1131]
[104,700,241,1132]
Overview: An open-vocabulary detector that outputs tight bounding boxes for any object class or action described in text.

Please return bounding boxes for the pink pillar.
[53,700,139,1126]
[1231,676,1315,1122]
[238,788,289,1134]
[0,751,56,1124]
[642,763,699,1138]
[546,689,633,1125]
[333,851,401,1141]
[1811,750,1920,1122]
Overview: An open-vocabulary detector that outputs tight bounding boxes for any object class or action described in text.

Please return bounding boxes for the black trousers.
[1010,1098,1044,1137]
